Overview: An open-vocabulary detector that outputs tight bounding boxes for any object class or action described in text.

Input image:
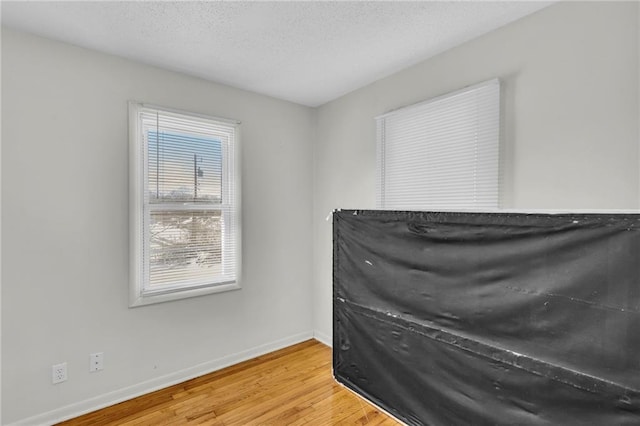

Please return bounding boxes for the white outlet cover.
[90,352,104,372]
[52,362,67,384]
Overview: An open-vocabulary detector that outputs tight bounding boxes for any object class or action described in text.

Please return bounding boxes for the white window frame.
[376,78,500,211]
[129,102,241,307]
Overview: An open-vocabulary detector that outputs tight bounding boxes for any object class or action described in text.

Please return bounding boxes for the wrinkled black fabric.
[333,210,640,425]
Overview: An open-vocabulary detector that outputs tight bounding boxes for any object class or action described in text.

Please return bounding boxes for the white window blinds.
[376,79,500,210]
[130,103,240,305]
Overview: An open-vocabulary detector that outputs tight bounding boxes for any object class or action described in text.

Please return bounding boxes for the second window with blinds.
[376,79,500,210]
[129,103,241,307]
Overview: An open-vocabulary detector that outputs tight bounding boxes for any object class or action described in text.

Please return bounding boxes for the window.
[376,79,500,210]
[129,103,240,306]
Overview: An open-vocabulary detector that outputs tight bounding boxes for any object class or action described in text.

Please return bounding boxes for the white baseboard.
[8,331,314,426]
[313,329,332,347]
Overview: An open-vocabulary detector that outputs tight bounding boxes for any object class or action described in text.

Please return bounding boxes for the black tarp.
[333,210,640,425]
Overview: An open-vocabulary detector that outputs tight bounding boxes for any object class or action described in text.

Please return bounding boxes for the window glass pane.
[147,131,222,203]
[130,103,239,306]
[149,210,223,288]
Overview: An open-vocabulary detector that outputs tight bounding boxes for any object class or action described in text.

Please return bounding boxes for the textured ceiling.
[1,1,551,107]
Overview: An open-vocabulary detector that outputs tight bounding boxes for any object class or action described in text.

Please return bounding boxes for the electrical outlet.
[52,362,67,384]
[90,352,104,372]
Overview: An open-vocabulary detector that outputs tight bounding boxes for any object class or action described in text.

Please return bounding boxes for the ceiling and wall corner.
[0,1,552,107]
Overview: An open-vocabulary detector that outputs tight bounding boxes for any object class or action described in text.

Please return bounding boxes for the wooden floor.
[59,339,402,425]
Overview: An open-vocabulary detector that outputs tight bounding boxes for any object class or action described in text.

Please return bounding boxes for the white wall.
[312,2,640,341]
[1,29,314,424]
[3,2,640,424]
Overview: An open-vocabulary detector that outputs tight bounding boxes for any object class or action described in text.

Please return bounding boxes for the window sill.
[129,281,241,307]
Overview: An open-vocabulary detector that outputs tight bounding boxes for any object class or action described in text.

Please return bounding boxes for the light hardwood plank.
[58,339,403,425]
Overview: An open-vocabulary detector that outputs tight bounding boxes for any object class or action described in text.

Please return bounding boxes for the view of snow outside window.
[147,130,223,288]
